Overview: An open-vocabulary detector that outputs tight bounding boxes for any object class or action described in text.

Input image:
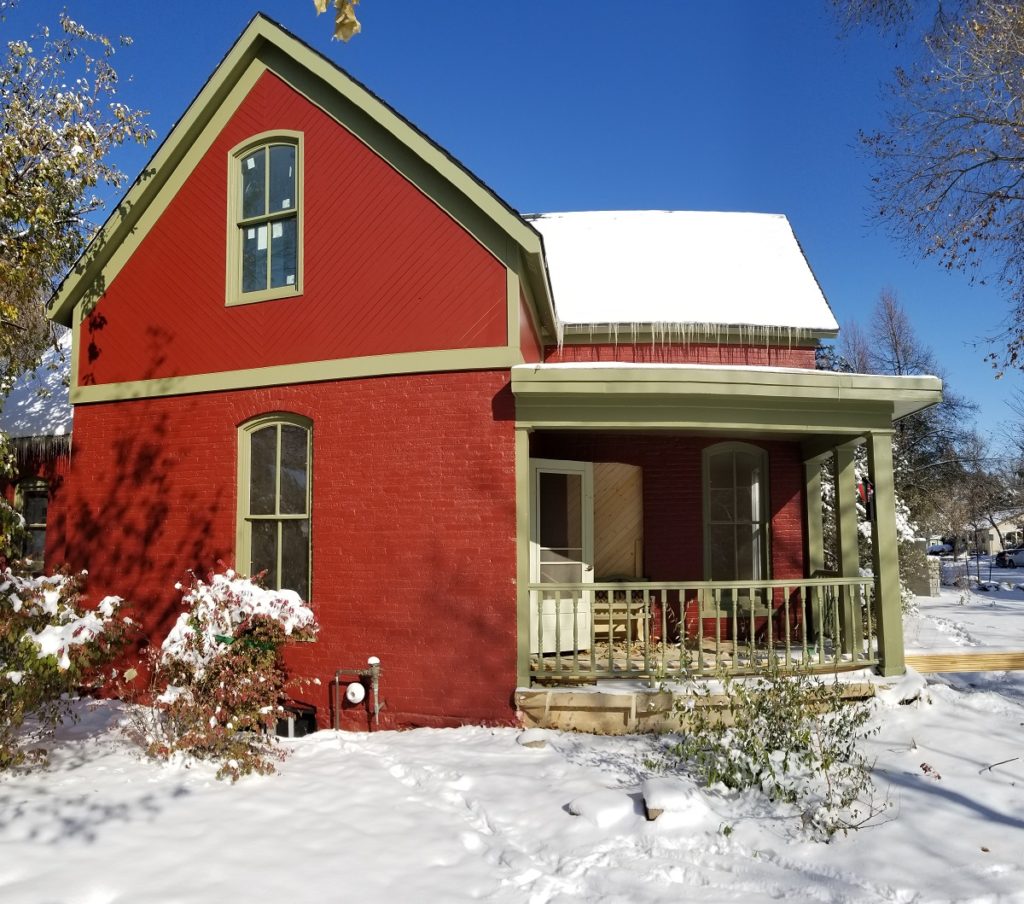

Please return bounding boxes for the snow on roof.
[0,332,72,438]
[527,211,839,334]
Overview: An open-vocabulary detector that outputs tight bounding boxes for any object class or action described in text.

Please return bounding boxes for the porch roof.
[511,363,942,435]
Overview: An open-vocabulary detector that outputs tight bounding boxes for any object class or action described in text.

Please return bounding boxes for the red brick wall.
[530,432,806,581]
[544,343,817,368]
[52,371,519,729]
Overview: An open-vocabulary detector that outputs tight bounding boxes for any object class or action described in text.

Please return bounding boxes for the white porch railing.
[528,577,879,682]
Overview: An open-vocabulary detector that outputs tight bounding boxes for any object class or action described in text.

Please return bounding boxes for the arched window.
[237,414,312,598]
[703,443,770,583]
[226,131,303,306]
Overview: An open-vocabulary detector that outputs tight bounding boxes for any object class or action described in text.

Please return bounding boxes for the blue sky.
[5,1,1020,444]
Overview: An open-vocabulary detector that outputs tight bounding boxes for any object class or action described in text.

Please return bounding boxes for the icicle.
[11,434,71,468]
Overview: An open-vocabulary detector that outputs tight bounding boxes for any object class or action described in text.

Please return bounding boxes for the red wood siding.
[79,71,507,387]
[52,372,519,728]
[544,343,817,368]
[519,290,543,363]
[530,432,807,582]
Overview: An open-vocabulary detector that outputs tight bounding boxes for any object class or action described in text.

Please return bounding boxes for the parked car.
[996,548,1024,568]
[927,543,953,556]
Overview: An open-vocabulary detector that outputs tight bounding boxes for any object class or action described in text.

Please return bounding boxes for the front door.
[530,459,594,653]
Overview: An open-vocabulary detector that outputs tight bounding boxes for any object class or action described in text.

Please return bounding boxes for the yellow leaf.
[312,0,330,13]
[334,0,361,42]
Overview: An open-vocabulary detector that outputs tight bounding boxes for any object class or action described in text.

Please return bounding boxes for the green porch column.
[867,429,905,676]
[834,443,862,655]
[803,455,827,577]
[515,427,532,688]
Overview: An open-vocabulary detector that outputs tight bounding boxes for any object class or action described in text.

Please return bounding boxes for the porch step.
[906,651,1024,673]
[515,682,875,735]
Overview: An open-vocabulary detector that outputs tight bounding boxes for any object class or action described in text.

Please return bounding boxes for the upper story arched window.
[236,413,312,598]
[703,442,770,583]
[227,131,303,306]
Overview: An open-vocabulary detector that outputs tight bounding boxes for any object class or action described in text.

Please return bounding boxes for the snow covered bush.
[671,665,885,838]
[138,569,318,781]
[0,569,132,768]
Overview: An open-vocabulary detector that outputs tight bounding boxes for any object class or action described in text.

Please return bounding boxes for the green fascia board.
[512,365,942,421]
[47,14,556,333]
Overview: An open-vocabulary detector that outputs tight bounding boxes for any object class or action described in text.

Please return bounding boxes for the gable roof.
[47,14,557,335]
[528,211,839,337]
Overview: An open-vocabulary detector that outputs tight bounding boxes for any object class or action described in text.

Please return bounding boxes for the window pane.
[709,488,733,523]
[709,452,733,489]
[249,426,277,515]
[270,217,297,289]
[25,527,45,561]
[280,519,310,598]
[734,453,760,522]
[24,491,47,526]
[709,524,735,582]
[279,424,308,514]
[242,225,268,293]
[269,145,295,212]
[736,528,754,580]
[251,519,278,588]
[241,149,266,219]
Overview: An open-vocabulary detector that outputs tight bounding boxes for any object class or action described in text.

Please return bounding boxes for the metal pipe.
[332,658,383,730]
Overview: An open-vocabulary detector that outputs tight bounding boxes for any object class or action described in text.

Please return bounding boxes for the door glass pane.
[538,471,585,583]
[241,149,266,218]
[280,519,310,598]
[250,519,277,588]
[279,424,308,514]
[269,145,295,212]
[249,426,277,515]
[270,217,297,289]
[242,225,267,293]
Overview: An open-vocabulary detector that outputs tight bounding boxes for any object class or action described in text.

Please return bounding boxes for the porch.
[512,362,944,687]
[528,576,877,682]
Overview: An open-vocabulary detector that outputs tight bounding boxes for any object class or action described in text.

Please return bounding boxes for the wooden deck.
[905,651,1024,673]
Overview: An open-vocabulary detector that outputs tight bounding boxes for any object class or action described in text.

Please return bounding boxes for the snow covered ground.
[2,581,1023,904]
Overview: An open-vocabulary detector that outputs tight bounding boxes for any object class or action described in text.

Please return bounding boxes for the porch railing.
[527,577,879,682]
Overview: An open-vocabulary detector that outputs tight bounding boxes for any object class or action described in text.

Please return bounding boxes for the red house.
[36,16,941,729]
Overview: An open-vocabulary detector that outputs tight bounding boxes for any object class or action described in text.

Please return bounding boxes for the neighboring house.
[970,513,1024,555]
[0,333,72,572]
[37,16,941,729]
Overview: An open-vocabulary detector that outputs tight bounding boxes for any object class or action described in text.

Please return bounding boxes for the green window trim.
[226,130,305,307]
[702,442,771,592]
[236,412,313,599]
